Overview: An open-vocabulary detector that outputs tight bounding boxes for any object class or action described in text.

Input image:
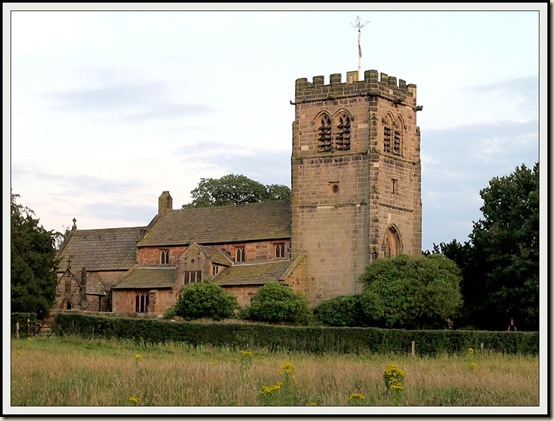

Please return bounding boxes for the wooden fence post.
[411,341,416,356]
[16,322,19,339]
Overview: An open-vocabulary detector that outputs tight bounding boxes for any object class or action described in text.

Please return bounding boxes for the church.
[54,67,423,316]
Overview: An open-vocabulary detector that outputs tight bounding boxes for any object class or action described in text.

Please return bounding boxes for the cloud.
[469,76,538,96]
[45,78,213,121]
[420,118,538,250]
[78,201,155,224]
[172,140,291,186]
[12,165,147,197]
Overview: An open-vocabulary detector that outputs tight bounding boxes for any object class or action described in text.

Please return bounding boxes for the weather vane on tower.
[351,16,370,79]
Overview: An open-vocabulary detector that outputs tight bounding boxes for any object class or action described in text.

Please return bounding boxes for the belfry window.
[317,114,332,153]
[335,114,351,151]
[393,129,401,155]
[383,116,392,153]
[393,117,403,156]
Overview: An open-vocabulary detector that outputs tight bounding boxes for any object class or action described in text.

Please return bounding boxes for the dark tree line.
[431,163,539,331]
[11,193,59,319]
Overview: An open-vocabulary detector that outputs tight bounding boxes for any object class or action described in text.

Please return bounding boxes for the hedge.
[52,313,539,356]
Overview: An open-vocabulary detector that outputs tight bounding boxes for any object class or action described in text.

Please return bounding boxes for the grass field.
[9,335,540,412]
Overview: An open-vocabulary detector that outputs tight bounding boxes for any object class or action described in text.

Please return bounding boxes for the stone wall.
[111,289,174,315]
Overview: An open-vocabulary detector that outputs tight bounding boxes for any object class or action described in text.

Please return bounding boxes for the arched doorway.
[383,226,402,258]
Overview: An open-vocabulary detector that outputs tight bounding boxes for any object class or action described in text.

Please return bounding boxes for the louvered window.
[393,129,401,155]
[335,114,351,151]
[384,126,392,153]
[317,114,332,152]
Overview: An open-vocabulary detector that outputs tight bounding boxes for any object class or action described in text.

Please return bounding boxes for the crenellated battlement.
[295,69,418,107]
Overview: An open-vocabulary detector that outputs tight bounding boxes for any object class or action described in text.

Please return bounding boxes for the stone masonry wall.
[292,69,422,304]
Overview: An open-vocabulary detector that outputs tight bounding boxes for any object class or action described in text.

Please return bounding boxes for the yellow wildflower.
[240,350,254,358]
[280,361,296,374]
[308,402,318,406]
[349,393,365,401]
[128,396,140,404]
[135,353,142,360]
[469,362,478,369]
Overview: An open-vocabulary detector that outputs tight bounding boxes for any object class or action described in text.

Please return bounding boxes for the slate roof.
[137,201,291,247]
[213,257,302,286]
[57,227,146,272]
[112,266,175,289]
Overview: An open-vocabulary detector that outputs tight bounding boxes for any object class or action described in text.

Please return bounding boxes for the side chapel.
[54,67,422,315]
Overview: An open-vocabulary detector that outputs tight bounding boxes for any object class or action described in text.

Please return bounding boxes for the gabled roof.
[212,258,301,286]
[57,227,146,272]
[195,244,234,266]
[112,266,175,289]
[58,270,107,296]
[137,201,291,247]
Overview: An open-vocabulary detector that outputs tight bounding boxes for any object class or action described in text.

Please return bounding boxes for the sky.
[3,3,549,416]
[5,3,546,253]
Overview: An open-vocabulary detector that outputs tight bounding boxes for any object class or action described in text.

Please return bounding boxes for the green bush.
[313,295,367,327]
[242,282,312,325]
[359,254,463,329]
[163,305,177,320]
[174,282,238,321]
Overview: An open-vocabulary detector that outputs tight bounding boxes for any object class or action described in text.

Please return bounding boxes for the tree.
[182,174,290,208]
[11,193,60,319]
[174,281,238,321]
[358,254,463,329]
[240,281,312,325]
[435,163,539,330]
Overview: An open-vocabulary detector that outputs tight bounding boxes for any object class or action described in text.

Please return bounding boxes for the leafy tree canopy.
[433,163,539,330]
[358,254,463,329]
[11,193,59,319]
[182,174,291,208]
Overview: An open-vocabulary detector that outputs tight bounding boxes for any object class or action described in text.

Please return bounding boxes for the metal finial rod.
[350,16,370,79]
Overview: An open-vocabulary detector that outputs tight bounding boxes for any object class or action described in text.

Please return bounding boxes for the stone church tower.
[291,69,422,303]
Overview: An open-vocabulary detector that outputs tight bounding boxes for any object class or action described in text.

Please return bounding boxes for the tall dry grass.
[10,336,539,407]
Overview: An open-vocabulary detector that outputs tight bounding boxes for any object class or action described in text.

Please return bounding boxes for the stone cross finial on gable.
[72,218,77,231]
[66,256,72,270]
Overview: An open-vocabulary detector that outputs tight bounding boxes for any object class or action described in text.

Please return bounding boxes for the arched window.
[383,114,393,153]
[393,116,403,156]
[335,113,351,151]
[62,299,72,310]
[317,113,332,153]
[384,226,402,258]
